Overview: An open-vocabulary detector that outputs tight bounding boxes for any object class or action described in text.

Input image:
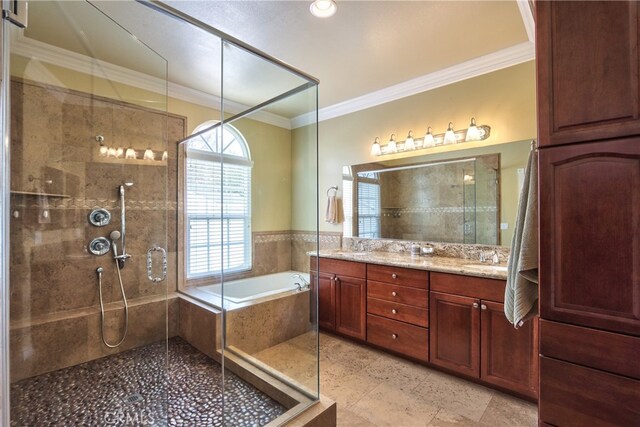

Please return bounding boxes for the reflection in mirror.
[346,155,500,245]
[343,140,532,247]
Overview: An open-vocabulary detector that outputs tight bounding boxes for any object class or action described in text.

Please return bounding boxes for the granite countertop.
[315,250,509,280]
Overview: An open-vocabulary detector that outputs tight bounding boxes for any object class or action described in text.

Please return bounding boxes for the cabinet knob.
[391,333,398,340]
[481,304,487,310]
[472,302,479,309]
[391,273,398,279]
[391,291,397,297]
[391,309,398,314]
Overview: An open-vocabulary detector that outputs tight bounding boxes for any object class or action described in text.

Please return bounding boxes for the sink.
[463,264,508,273]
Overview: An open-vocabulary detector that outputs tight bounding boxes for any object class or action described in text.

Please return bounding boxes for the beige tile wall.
[9,79,185,381]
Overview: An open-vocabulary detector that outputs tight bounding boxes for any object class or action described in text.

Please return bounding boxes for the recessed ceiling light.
[310,0,337,18]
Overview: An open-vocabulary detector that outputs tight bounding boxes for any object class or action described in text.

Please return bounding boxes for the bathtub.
[198,271,310,304]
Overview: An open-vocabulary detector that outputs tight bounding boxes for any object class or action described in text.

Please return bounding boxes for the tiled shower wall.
[9,79,184,381]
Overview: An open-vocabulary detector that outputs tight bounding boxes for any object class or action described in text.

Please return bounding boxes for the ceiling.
[17,1,533,125]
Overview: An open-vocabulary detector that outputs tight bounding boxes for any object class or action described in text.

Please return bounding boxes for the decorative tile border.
[381,206,498,214]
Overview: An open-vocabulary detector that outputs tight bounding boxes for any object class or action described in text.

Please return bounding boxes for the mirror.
[343,139,532,247]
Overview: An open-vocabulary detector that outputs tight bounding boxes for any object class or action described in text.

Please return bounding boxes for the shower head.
[109,230,121,241]
[119,182,133,196]
[124,182,134,187]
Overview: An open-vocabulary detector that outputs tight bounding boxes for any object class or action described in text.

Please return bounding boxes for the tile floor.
[255,332,538,427]
[321,333,537,427]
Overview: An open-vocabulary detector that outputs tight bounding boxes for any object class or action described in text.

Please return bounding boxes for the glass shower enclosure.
[0,1,320,425]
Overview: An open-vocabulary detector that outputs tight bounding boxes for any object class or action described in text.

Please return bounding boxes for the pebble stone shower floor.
[10,337,286,426]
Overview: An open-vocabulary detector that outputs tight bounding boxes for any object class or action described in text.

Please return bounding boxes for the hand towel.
[504,146,538,327]
[325,195,339,224]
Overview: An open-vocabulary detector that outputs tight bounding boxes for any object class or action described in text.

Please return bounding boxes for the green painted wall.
[293,61,537,247]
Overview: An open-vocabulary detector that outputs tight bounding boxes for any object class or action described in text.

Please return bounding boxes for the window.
[357,172,380,238]
[185,121,252,278]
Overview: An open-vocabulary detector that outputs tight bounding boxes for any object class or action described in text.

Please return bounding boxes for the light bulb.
[465,117,481,141]
[162,150,168,161]
[99,146,109,157]
[443,122,456,145]
[423,127,435,148]
[116,147,124,158]
[387,134,397,153]
[370,137,381,156]
[404,131,415,150]
[310,0,337,18]
[143,148,155,161]
[107,147,117,158]
[125,148,137,159]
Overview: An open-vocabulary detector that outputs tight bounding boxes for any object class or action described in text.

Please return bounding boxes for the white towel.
[504,146,538,327]
[325,195,340,224]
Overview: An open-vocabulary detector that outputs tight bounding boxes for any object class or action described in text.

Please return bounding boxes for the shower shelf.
[10,190,71,198]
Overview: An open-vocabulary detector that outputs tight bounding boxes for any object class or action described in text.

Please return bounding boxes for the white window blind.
[185,123,252,279]
[358,181,380,238]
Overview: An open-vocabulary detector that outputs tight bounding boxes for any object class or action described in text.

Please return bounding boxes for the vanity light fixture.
[143,148,155,161]
[387,134,397,153]
[370,118,491,156]
[423,127,436,148]
[370,137,381,156]
[310,0,337,18]
[443,122,456,145]
[404,131,416,150]
[465,117,481,141]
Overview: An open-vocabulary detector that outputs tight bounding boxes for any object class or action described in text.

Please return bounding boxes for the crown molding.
[11,34,293,129]
[14,33,534,132]
[516,0,536,43]
[292,41,535,128]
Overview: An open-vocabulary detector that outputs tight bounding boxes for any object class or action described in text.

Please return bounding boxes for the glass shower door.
[4,1,169,424]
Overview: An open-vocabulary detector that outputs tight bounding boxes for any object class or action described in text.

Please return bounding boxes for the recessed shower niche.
[1,1,320,425]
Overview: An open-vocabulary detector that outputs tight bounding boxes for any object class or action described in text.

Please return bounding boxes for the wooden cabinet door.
[335,275,366,341]
[316,272,336,331]
[537,1,640,146]
[480,301,538,398]
[430,292,480,377]
[539,139,640,336]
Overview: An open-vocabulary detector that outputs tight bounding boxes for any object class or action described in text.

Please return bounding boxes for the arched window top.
[188,120,251,161]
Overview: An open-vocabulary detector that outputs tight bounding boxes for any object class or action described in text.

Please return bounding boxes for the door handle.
[147,246,167,283]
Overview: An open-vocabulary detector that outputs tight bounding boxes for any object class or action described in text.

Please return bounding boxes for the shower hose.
[96,260,129,348]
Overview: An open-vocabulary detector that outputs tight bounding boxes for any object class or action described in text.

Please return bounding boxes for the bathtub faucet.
[293,274,310,291]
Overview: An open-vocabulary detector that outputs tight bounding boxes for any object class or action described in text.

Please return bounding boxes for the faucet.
[293,273,310,291]
[480,251,499,264]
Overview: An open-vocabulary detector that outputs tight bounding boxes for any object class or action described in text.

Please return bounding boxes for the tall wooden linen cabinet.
[536,1,640,425]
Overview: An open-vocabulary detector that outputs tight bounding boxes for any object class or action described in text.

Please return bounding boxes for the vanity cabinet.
[537,1,640,147]
[537,1,640,423]
[430,272,538,398]
[365,264,429,362]
[311,257,366,341]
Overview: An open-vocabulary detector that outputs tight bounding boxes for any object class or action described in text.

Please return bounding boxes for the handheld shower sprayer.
[116,182,133,268]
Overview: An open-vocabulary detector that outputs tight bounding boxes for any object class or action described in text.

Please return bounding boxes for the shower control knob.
[89,237,111,256]
[391,291,397,297]
[391,309,398,314]
[391,273,398,279]
[391,333,398,340]
[89,208,111,227]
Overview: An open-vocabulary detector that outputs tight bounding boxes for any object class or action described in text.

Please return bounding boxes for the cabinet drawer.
[312,257,366,278]
[367,264,428,289]
[430,272,505,302]
[367,314,428,361]
[367,281,428,308]
[540,357,640,426]
[540,320,640,380]
[367,297,429,327]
